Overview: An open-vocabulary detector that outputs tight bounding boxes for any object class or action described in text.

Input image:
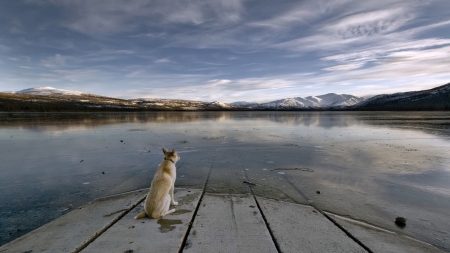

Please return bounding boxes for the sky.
[1,0,450,103]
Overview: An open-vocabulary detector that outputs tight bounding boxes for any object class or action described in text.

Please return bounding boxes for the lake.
[1,111,449,251]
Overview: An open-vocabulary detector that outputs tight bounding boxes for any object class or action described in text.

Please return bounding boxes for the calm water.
[1,111,450,250]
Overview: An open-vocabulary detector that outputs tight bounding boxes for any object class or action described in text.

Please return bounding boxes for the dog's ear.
[162,148,168,154]
[171,149,176,154]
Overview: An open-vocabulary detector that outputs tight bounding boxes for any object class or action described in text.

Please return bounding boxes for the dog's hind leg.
[161,208,176,217]
[160,194,175,217]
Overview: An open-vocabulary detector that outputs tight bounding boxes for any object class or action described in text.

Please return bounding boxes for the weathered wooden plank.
[183,194,278,253]
[81,188,202,253]
[329,213,444,253]
[257,197,367,253]
[0,189,146,253]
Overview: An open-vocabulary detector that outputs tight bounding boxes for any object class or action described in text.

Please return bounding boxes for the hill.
[352,83,450,110]
[0,87,236,112]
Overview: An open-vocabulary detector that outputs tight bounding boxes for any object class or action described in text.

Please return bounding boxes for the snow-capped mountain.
[13,87,86,96]
[130,98,233,110]
[2,83,449,111]
[0,87,237,111]
[352,82,450,110]
[1,87,141,111]
[233,93,366,109]
[230,101,258,106]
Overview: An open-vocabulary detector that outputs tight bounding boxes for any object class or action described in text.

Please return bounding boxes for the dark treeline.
[0,98,238,112]
[0,100,144,112]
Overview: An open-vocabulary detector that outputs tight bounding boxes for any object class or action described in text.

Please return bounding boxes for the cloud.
[51,69,101,82]
[0,43,10,52]
[125,73,318,102]
[248,6,316,30]
[386,46,450,62]
[323,63,365,71]
[273,6,416,52]
[154,58,171,64]
[128,32,166,38]
[406,19,450,35]
[354,46,450,78]
[324,7,413,39]
[3,0,450,103]
[41,54,66,68]
[55,49,137,67]
[321,38,450,65]
[206,79,232,86]
[26,0,245,34]
[8,56,32,63]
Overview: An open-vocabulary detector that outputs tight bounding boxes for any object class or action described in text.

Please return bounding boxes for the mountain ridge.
[1,83,449,111]
[8,87,86,96]
[351,82,450,110]
[258,93,365,109]
[2,87,367,110]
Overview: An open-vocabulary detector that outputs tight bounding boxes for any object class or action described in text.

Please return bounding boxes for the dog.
[134,148,180,219]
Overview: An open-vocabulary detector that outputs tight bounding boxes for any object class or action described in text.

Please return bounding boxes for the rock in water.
[395,217,407,227]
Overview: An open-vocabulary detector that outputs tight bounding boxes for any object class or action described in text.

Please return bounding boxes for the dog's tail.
[134,211,147,220]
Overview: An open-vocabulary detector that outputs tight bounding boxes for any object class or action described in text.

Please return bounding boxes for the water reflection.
[2,111,450,135]
[0,111,450,250]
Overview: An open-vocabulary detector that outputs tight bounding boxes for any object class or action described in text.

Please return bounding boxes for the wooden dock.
[0,188,443,253]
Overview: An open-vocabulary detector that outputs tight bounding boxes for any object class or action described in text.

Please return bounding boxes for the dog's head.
[162,148,180,163]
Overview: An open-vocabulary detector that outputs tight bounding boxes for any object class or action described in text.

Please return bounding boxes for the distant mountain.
[11,87,85,96]
[130,98,233,110]
[4,87,366,111]
[0,87,141,111]
[352,82,450,110]
[232,93,366,109]
[1,84,449,111]
[230,101,257,106]
[0,87,235,111]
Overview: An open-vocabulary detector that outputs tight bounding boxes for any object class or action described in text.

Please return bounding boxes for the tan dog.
[134,148,180,219]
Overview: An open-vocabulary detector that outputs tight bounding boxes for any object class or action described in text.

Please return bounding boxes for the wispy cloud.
[273,6,416,52]
[0,43,9,52]
[124,73,316,102]
[41,54,66,68]
[154,58,171,64]
[206,79,232,86]
[2,0,450,102]
[323,63,365,71]
[26,0,245,34]
[248,6,316,30]
[324,7,413,39]
[128,32,166,38]
[322,38,450,65]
